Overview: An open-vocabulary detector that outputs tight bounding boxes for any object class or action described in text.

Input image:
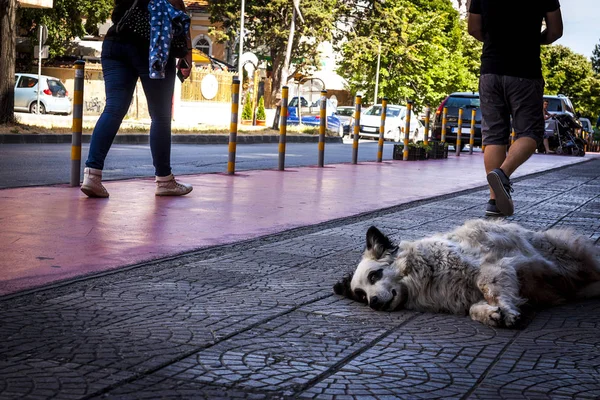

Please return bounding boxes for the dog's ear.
[333,273,354,299]
[366,226,395,259]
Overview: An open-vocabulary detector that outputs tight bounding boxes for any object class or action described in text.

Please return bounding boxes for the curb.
[0,134,343,145]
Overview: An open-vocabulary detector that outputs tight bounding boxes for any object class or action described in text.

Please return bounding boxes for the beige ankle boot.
[81,167,109,198]
[155,174,193,196]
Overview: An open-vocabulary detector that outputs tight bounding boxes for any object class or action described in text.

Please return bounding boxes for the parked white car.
[14,73,72,115]
[358,104,424,142]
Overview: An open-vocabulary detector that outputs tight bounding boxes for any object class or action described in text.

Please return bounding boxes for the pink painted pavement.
[0,153,594,296]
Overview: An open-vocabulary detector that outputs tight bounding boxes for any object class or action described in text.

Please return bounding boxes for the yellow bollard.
[455,108,463,156]
[441,107,448,143]
[352,95,362,164]
[469,108,476,155]
[377,98,388,162]
[423,105,430,147]
[71,60,85,187]
[402,100,413,161]
[318,90,327,167]
[227,79,240,175]
[510,128,516,145]
[278,86,289,171]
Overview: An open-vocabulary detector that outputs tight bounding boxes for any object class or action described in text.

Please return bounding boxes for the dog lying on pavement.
[333,219,600,328]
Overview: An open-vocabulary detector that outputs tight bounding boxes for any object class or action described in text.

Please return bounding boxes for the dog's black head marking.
[366,226,396,259]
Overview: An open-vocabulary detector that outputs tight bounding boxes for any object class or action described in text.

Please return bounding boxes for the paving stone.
[1,160,600,399]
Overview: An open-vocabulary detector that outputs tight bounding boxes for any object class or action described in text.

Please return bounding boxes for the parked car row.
[14,73,72,115]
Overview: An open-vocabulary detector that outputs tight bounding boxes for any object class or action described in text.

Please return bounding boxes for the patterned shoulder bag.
[115,0,151,42]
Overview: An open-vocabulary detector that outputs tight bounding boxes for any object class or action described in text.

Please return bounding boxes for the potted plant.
[255,96,266,126]
[241,93,253,125]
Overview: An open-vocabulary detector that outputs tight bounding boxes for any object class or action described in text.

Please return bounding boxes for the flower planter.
[241,120,253,126]
[393,145,427,160]
[255,120,266,126]
[427,141,448,159]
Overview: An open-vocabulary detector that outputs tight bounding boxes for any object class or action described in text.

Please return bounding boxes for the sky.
[555,0,600,59]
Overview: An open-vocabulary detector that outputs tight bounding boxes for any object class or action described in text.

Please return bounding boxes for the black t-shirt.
[469,0,560,79]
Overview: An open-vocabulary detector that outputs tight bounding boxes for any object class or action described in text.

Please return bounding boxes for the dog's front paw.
[500,308,521,328]
[469,302,503,327]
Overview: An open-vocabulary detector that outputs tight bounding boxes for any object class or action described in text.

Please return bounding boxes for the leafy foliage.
[242,93,253,120]
[208,0,339,98]
[541,45,600,118]
[256,96,266,120]
[592,39,600,74]
[17,0,113,57]
[336,0,480,110]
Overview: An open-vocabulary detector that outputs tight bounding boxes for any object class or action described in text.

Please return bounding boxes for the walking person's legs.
[479,74,512,217]
[82,40,138,198]
[136,53,192,196]
[483,76,544,216]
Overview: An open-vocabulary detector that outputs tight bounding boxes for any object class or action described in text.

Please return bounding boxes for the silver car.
[14,73,72,115]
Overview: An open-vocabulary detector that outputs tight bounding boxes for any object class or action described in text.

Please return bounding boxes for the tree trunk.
[0,0,17,124]
[270,50,284,101]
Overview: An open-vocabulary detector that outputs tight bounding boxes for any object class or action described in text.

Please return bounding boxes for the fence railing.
[181,69,238,103]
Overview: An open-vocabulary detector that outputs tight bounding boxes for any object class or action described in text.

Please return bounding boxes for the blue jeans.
[85,40,176,177]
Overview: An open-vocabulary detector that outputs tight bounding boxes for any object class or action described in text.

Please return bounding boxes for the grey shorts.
[479,74,545,146]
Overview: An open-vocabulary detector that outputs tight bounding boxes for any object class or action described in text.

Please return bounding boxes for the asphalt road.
[0,139,399,189]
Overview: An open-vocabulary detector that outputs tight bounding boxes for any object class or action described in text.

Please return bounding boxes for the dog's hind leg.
[577,281,600,300]
[477,257,527,327]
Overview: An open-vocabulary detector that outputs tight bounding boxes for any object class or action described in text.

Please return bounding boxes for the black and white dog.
[334,219,600,327]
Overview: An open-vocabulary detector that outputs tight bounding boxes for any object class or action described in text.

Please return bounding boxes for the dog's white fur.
[333,219,600,327]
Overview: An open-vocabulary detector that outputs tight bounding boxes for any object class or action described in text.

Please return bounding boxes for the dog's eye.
[368,269,383,284]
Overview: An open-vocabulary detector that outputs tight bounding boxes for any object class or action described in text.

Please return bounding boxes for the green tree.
[256,96,266,120]
[242,93,253,120]
[0,0,18,124]
[17,0,113,57]
[208,0,339,100]
[592,39,600,74]
[541,45,600,117]
[336,0,479,109]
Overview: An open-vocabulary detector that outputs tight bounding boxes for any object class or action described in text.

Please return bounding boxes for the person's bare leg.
[500,137,537,177]
[543,138,551,153]
[484,144,507,200]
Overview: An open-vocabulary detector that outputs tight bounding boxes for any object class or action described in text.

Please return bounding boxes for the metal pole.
[278,86,289,171]
[228,78,240,175]
[441,107,448,143]
[377,98,388,162]
[402,100,413,161]
[423,105,430,147]
[70,60,85,187]
[237,0,245,119]
[469,108,476,155]
[36,25,42,115]
[317,90,327,167]
[510,128,516,146]
[374,41,381,106]
[456,107,463,156]
[352,95,362,164]
[297,81,302,125]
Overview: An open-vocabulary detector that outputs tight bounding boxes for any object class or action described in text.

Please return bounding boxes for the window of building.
[194,36,212,56]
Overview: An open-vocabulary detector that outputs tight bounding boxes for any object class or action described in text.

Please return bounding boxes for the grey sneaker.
[487,168,514,216]
[485,199,504,217]
[81,167,109,198]
[155,174,193,196]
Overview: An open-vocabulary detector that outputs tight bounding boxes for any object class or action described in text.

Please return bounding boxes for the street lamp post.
[237,0,245,114]
[374,41,381,105]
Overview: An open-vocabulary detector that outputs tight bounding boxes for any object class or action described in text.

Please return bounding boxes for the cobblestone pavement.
[1,160,599,400]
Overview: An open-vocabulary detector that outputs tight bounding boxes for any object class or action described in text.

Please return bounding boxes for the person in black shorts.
[468,0,563,217]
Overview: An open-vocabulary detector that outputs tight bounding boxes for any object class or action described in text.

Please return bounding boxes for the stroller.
[542,113,586,156]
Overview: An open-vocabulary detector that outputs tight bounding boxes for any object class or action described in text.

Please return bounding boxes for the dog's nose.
[369,296,382,310]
